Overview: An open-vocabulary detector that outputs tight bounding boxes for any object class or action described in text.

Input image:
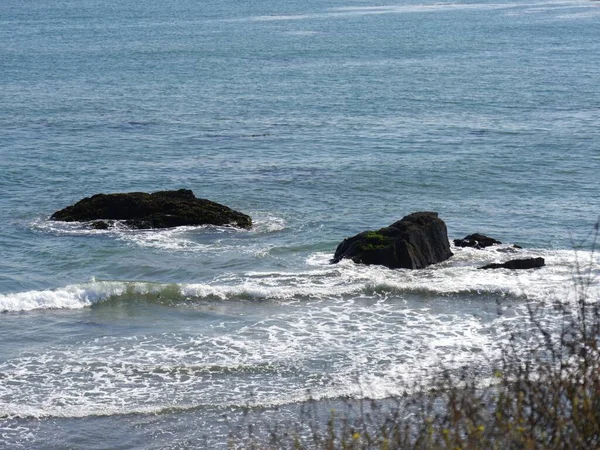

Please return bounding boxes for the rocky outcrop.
[51,189,252,230]
[479,257,545,270]
[332,212,453,269]
[454,233,502,249]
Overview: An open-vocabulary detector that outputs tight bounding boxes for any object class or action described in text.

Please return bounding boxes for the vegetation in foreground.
[230,223,599,449]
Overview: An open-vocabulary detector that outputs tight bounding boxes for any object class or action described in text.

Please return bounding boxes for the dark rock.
[332,212,453,269]
[90,220,110,230]
[51,189,252,230]
[454,233,502,249]
[479,257,545,270]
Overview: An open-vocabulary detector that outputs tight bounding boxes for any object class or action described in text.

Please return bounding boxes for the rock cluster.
[332,214,545,271]
[51,195,547,273]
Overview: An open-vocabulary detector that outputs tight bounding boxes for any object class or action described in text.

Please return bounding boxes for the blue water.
[1,0,599,448]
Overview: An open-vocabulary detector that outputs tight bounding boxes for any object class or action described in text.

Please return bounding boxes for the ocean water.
[1,0,599,448]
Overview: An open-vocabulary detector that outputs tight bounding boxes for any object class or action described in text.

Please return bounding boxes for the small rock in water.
[496,244,524,253]
[454,233,502,249]
[90,220,110,230]
[51,189,252,230]
[478,257,545,270]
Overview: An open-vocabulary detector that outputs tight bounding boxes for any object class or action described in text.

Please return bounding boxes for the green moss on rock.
[357,231,395,252]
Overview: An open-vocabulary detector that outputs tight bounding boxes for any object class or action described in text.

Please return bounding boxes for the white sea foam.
[249,213,287,234]
[0,281,125,312]
[31,213,286,255]
[0,297,502,419]
[2,246,597,312]
[0,245,597,419]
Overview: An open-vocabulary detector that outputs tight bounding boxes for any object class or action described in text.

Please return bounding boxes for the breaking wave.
[2,246,597,313]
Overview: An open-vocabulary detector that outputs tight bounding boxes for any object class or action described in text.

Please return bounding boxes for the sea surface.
[1,0,599,448]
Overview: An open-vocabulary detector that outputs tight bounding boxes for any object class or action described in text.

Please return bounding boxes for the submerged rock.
[454,233,502,249]
[479,257,545,270]
[332,212,453,269]
[496,246,522,254]
[90,220,111,230]
[51,189,252,230]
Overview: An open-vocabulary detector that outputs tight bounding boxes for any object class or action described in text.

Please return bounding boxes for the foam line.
[1,248,598,312]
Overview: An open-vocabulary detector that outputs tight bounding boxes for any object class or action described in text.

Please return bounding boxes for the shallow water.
[1,0,599,448]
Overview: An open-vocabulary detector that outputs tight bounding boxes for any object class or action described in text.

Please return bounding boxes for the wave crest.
[2,247,597,312]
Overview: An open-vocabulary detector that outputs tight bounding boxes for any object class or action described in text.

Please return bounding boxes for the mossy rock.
[332,212,453,269]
